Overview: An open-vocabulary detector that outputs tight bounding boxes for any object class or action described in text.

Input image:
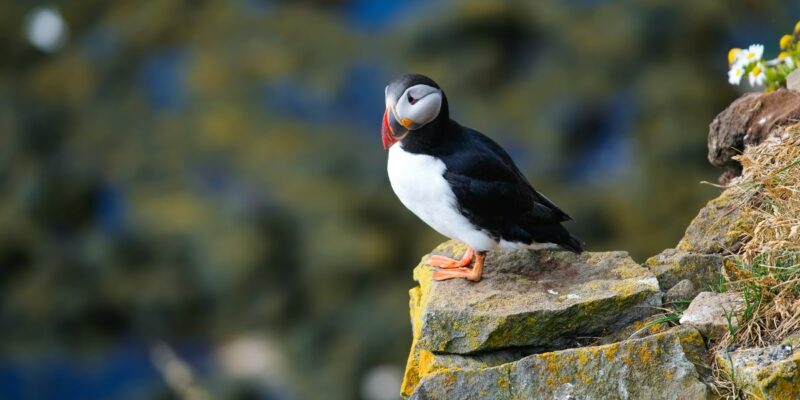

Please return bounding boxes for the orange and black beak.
[382,107,408,150]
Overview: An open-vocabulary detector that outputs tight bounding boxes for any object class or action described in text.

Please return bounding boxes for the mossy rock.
[645,248,724,292]
[597,314,672,345]
[409,326,710,400]
[676,189,749,254]
[412,241,661,354]
[401,241,662,396]
[716,336,800,399]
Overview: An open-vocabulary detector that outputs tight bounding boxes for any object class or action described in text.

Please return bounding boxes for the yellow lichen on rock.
[676,189,749,253]
[407,326,709,399]
[408,241,661,354]
[400,240,671,397]
[636,340,653,365]
[400,260,431,398]
[645,248,724,292]
[716,337,800,399]
[602,342,620,359]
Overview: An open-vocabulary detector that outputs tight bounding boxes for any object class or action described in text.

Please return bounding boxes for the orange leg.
[428,247,474,269]
[432,251,485,282]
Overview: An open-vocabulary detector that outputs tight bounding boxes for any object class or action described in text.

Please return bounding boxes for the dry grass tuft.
[711,124,800,398]
[725,123,800,346]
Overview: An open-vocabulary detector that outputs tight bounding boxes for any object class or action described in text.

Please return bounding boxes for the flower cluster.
[728,21,800,91]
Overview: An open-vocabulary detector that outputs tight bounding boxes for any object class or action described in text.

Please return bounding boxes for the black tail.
[560,233,584,253]
[523,222,584,253]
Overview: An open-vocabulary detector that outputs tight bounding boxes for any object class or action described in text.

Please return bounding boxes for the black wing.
[438,127,581,251]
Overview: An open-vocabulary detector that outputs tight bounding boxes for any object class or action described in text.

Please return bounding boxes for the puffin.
[382,73,583,282]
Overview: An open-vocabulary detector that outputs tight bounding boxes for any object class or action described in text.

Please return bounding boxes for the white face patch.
[393,84,442,129]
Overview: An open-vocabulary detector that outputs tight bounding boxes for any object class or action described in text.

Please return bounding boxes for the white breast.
[387,144,496,251]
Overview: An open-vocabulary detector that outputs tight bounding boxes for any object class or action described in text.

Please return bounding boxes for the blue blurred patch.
[344,0,428,31]
[0,341,212,400]
[194,164,231,195]
[0,365,23,400]
[261,63,399,140]
[138,48,188,110]
[726,23,775,52]
[335,63,388,134]
[96,184,127,233]
[559,92,637,184]
[262,79,330,124]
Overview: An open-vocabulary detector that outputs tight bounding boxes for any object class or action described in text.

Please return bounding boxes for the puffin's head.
[382,74,444,150]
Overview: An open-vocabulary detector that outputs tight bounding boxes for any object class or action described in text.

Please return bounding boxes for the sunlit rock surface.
[676,189,748,255]
[663,279,700,303]
[646,249,724,292]
[401,240,664,397]
[680,291,744,339]
[411,241,660,354]
[409,326,709,400]
[716,336,800,400]
[644,188,743,294]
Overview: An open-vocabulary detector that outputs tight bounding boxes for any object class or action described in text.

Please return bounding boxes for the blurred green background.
[1,1,798,399]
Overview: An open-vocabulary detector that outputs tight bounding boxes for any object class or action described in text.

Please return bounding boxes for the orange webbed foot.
[428,247,474,269]
[431,251,485,282]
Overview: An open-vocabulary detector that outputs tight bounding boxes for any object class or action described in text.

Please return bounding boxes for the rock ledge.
[402,241,665,397]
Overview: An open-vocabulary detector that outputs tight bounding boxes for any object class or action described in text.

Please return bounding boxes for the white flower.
[748,63,766,86]
[740,44,764,65]
[728,65,745,85]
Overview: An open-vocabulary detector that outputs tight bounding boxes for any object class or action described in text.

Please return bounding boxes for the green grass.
[643,301,689,332]
[710,272,729,293]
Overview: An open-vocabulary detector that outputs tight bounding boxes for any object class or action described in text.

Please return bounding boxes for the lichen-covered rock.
[400,241,662,397]
[401,318,673,397]
[409,326,710,400]
[716,336,800,399]
[415,241,660,354]
[708,88,800,183]
[664,279,699,304]
[597,315,671,345]
[676,190,748,254]
[679,291,744,339]
[646,248,724,291]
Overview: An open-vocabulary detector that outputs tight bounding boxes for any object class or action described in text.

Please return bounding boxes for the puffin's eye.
[408,94,417,104]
